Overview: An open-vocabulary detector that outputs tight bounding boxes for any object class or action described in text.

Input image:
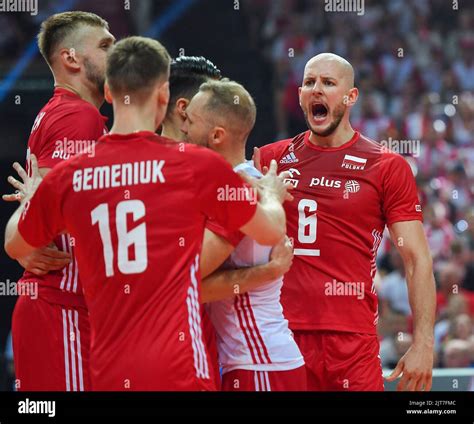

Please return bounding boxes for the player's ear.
[104,82,113,104]
[211,126,225,147]
[58,47,80,72]
[345,87,359,107]
[158,81,170,107]
[176,98,190,119]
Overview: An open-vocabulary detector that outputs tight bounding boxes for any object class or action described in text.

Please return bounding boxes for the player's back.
[51,131,251,390]
[206,162,304,374]
[22,87,107,301]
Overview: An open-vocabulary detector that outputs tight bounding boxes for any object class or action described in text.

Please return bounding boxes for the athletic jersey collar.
[234,160,263,178]
[53,87,109,123]
[303,130,360,152]
[53,87,81,99]
[99,131,158,142]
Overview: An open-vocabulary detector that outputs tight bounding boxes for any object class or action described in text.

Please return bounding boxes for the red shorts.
[221,366,307,391]
[12,294,91,391]
[201,309,221,390]
[293,330,384,391]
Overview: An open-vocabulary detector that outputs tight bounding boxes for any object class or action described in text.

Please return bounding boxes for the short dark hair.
[166,56,221,117]
[38,11,109,66]
[106,36,170,99]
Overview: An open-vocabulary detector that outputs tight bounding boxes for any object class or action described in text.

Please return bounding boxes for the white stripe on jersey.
[254,371,260,391]
[186,254,209,379]
[190,258,209,378]
[74,310,84,391]
[264,371,271,391]
[62,309,70,391]
[72,255,79,293]
[66,235,73,292]
[60,235,67,290]
[67,310,77,391]
[186,296,202,377]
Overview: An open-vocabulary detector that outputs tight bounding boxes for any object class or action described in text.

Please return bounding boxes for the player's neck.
[54,80,103,110]
[308,121,356,149]
[222,149,246,169]
[160,122,183,142]
[110,107,157,135]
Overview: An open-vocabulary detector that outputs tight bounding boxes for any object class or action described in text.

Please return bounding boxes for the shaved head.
[304,53,354,88]
[299,52,358,140]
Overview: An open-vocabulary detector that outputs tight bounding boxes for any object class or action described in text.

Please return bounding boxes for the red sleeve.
[34,106,105,169]
[191,148,257,232]
[205,218,245,247]
[18,165,67,247]
[381,153,423,225]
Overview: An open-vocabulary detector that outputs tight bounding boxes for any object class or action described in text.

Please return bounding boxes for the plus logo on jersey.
[309,176,342,189]
[341,154,367,170]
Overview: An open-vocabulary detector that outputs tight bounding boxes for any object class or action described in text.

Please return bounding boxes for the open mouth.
[311,103,328,121]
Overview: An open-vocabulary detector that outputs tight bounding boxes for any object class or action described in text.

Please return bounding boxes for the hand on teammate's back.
[18,243,72,276]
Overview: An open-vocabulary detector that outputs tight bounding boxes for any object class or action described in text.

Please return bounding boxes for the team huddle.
[4,12,436,392]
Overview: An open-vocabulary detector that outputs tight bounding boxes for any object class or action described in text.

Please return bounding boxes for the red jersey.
[18,131,257,390]
[22,88,107,306]
[259,131,422,334]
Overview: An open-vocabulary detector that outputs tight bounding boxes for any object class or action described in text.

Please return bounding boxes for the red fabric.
[206,218,245,247]
[259,131,422,334]
[293,330,384,391]
[201,309,221,390]
[21,87,108,303]
[221,366,307,391]
[12,295,90,391]
[18,133,256,390]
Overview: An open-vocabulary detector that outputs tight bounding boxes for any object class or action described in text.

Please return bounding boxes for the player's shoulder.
[48,95,103,127]
[259,131,307,160]
[180,142,229,164]
[356,132,409,166]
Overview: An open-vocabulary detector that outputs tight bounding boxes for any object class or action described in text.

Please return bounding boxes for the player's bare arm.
[3,162,70,274]
[386,220,436,392]
[201,236,293,303]
[3,164,70,274]
[200,229,235,278]
[239,160,291,246]
[4,155,47,260]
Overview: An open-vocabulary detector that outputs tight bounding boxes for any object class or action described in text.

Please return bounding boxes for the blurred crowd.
[243,0,474,370]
